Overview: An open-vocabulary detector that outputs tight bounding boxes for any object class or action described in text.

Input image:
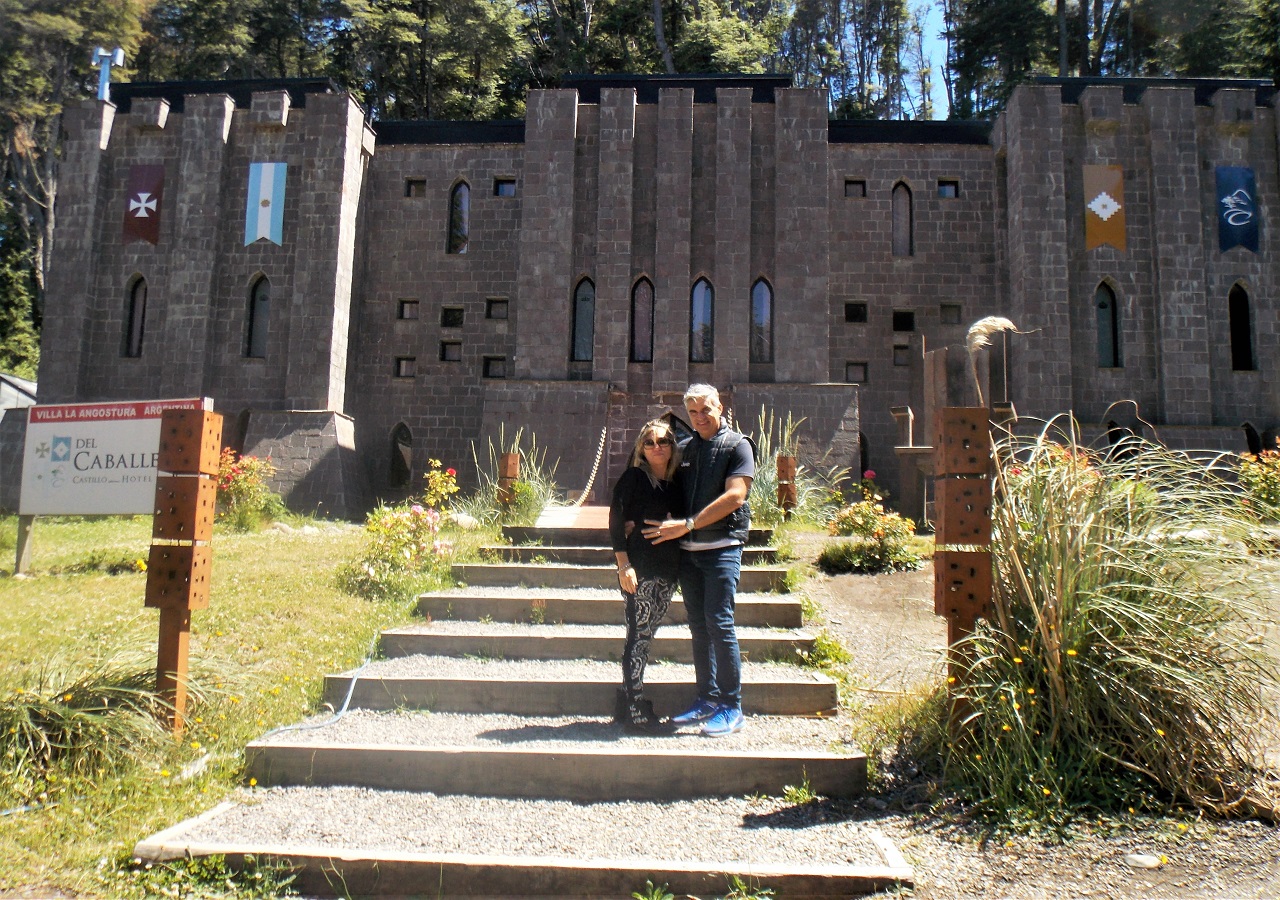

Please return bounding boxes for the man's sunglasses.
[643,438,674,448]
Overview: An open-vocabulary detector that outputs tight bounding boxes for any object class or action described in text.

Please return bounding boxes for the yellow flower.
[1066,649,1077,657]
[947,676,956,684]
[1156,728,1165,737]
[1042,787,1051,796]
[63,693,73,702]
[160,769,171,778]
[249,777,258,787]
[1013,657,1023,664]
[190,741,201,750]
[1002,724,1012,732]
[1027,688,1035,694]
[1013,703,1021,710]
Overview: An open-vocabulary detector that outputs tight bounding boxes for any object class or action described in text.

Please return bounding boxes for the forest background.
[1,0,1278,383]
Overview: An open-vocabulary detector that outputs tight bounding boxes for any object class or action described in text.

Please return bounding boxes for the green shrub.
[1238,447,1280,521]
[48,549,147,576]
[216,449,284,532]
[945,423,1279,823]
[106,852,297,899]
[821,489,922,574]
[337,503,454,601]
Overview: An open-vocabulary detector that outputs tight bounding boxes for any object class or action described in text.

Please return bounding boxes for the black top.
[608,467,682,579]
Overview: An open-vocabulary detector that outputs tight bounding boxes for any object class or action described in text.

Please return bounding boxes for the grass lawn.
[0,513,478,897]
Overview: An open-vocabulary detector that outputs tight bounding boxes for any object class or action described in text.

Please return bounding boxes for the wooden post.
[932,407,993,734]
[14,514,35,574]
[146,409,222,735]
[776,455,798,519]
[497,452,519,505]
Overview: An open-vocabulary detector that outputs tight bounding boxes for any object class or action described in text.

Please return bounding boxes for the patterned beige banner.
[1084,165,1126,251]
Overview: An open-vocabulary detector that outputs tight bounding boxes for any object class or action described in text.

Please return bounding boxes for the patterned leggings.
[622,576,677,702]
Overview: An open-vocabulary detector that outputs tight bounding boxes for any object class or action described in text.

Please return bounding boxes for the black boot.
[624,698,677,735]
[613,686,629,724]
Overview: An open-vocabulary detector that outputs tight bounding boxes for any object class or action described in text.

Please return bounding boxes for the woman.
[609,419,683,734]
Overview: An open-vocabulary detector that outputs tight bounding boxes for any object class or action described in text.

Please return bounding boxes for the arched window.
[388,423,412,488]
[690,278,714,363]
[858,432,870,479]
[891,182,913,257]
[124,276,147,358]
[571,278,595,362]
[750,278,773,363]
[447,181,469,254]
[631,277,654,362]
[1095,283,1121,368]
[1229,284,1255,371]
[246,276,270,358]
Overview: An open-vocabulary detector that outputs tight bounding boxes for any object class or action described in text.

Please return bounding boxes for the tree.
[134,0,256,79]
[949,0,1053,118]
[0,193,40,379]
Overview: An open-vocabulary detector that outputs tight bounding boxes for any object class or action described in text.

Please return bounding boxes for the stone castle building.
[2,74,1276,517]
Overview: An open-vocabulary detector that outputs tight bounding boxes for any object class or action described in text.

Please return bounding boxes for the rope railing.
[574,426,608,506]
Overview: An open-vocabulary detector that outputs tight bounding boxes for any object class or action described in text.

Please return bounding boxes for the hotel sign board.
[19,398,210,515]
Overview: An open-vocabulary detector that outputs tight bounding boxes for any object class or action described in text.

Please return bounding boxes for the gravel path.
[388,621,806,638]
[256,709,858,754]
[176,787,890,868]
[345,655,825,682]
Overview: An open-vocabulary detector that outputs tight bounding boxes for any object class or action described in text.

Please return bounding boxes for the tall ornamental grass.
[747,407,848,529]
[453,425,562,526]
[948,421,1279,823]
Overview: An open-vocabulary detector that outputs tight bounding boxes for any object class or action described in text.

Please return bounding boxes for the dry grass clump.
[947,420,1279,823]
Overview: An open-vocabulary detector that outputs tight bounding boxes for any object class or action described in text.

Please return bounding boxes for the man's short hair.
[684,383,720,406]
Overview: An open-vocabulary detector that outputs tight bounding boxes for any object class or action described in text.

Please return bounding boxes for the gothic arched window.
[1095,283,1121,368]
[447,181,470,254]
[690,278,714,363]
[750,278,773,363]
[631,277,654,362]
[891,182,914,257]
[1229,284,1255,371]
[389,423,412,488]
[246,275,270,358]
[571,278,595,362]
[124,276,147,358]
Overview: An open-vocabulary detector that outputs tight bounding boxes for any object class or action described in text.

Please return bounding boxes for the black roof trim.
[1032,76,1276,107]
[561,73,793,104]
[109,78,339,113]
[375,120,526,145]
[828,119,992,145]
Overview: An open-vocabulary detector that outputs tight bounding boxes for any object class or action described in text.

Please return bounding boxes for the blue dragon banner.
[1216,166,1259,253]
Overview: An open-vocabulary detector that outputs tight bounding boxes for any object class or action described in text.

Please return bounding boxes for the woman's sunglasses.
[643,437,674,448]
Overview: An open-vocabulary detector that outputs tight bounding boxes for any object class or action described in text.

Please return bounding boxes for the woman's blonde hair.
[629,419,681,481]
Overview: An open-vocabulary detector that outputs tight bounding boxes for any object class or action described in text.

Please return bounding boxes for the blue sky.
[922,0,950,118]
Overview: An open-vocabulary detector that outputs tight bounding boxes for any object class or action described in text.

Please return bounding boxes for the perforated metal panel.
[144,544,212,610]
[933,550,992,621]
[157,409,223,475]
[152,475,216,542]
[934,407,991,476]
[934,477,992,545]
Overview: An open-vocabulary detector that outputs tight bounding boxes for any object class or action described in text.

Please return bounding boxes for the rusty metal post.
[776,455,797,519]
[497,452,519,505]
[146,408,222,735]
[933,407,993,733]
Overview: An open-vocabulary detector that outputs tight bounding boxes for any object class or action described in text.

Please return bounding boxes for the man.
[644,384,754,737]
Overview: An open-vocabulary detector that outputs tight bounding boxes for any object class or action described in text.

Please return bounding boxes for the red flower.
[446,468,456,477]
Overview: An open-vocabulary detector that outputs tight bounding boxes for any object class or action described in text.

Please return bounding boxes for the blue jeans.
[678,545,743,708]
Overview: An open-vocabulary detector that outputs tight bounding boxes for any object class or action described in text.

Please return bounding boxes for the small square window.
[440,341,461,362]
[483,356,507,378]
[405,178,426,198]
[893,344,911,367]
[938,180,960,198]
[844,179,866,198]
[397,300,419,320]
[486,298,509,319]
[395,356,416,378]
[440,307,464,328]
[845,362,868,384]
[494,178,517,197]
[844,302,868,323]
[892,310,916,332]
[940,303,962,325]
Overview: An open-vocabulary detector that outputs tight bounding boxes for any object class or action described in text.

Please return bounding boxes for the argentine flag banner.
[245,162,287,245]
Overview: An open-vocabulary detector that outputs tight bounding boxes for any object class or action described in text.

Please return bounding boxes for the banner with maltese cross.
[1084,165,1125,252]
[1216,167,1259,253]
[122,165,165,245]
[244,162,287,246]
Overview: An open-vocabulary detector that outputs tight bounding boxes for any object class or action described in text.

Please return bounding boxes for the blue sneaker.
[670,698,719,726]
[700,705,745,737]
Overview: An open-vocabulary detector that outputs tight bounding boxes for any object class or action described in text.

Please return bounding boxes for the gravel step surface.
[340,656,826,682]
[254,710,857,753]
[172,786,889,868]
[388,621,808,638]
[421,586,790,601]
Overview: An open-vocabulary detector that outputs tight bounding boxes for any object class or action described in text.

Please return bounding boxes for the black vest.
[681,424,752,544]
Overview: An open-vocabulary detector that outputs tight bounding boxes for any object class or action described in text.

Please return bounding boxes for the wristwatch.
[684,517,696,532]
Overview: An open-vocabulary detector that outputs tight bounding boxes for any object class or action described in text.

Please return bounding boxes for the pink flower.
[411,504,424,514]
[863,469,876,480]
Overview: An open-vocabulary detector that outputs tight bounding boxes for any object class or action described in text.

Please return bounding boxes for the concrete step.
[504,524,775,546]
[136,790,912,898]
[380,622,813,663]
[323,658,837,716]
[243,711,866,801]
[417,589,803,628]
[453,562,790,592]
[480,544,778,565]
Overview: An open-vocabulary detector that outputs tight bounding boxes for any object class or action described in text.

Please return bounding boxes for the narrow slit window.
[1229,284,1255,371]
[494,178,516,197]
[246,276,269,358]
[395,356,416,378]
[447,181,469,254]
[486,298,509,319]
[892,182,914,257]
[844,302,868,323]
[571,278,595,362]
[845,179,866,198]
[631,278,654,362]
[938,180,959,198]
[389,423,412,487]
[405,179,426,198]
[1095,283,1122,368]
[397,299,419,320]
[750,279,773,363]
[690,278,714,363]
[125,277,147,358]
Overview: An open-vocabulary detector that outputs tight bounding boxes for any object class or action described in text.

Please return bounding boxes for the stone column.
[37,100,116,401]
[515,89,579,380]
[1141,87,1212,425]
[653,88,694,393]
[595,88,636,384]
[714,88,752,385]
[773,88,829,384]
[1002,84,1072,415]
